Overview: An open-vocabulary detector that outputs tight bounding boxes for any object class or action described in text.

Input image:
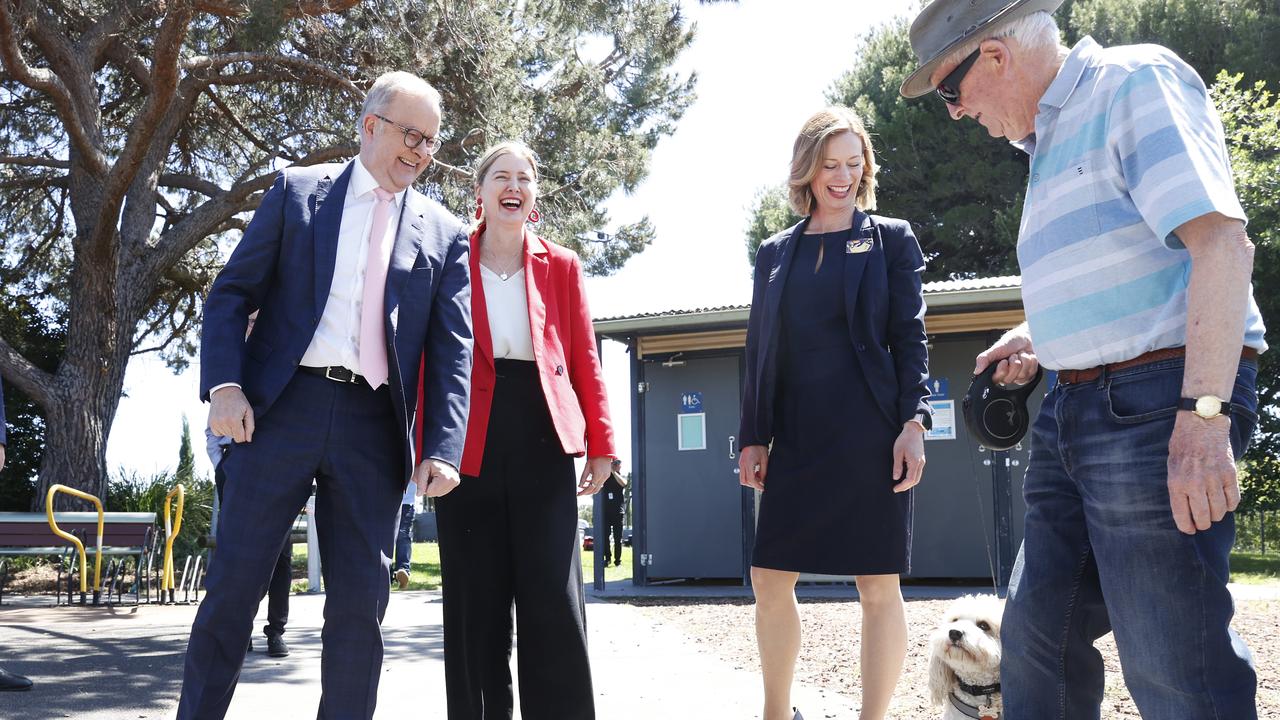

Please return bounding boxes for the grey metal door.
[907,334,1040,580]
[641,353,745,580]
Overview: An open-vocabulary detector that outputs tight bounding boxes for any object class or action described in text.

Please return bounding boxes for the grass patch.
[288,541,631,592]
[1230,551,1280,585]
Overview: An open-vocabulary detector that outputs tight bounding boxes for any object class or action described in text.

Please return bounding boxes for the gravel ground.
[635,597,1280,719]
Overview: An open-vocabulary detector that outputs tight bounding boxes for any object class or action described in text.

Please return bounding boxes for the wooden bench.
[0,511,156,605]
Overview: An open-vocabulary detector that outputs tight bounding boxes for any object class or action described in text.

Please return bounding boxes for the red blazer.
[456,226,615,477]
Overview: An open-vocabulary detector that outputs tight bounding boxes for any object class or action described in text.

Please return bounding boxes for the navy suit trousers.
[178,371,405,720]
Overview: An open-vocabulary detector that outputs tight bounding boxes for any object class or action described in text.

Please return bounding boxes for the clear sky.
[105,0,920,482]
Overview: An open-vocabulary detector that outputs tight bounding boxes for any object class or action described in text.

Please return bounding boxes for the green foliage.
[176,416,195,488]
[746,1,1280,280]
[744,185,801,267]
[1212,72,1280,507]
[1064,0,1280,89]
[0,291,64,511]
[106,468,214,565]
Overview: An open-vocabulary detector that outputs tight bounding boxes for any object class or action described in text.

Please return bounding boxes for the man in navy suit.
[178,71,473,719]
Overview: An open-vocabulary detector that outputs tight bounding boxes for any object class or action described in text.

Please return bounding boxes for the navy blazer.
[199,162,474,478]
[739,210,931,447]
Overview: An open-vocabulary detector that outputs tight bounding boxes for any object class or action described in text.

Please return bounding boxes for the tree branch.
[94,0,195,249]
[184,52,363,96]
[193,0,362,19]
[0,155,69,169]
[0,2,108,176]
[159,173,225,197]
[0,333,55,408]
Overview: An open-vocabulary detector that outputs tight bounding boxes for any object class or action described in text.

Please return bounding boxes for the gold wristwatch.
[1177,395,1236,420]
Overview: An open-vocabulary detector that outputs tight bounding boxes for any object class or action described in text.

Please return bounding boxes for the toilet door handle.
[728,435,737,460]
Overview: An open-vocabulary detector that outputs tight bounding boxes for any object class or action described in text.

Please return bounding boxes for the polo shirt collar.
[1039,35,1101,111]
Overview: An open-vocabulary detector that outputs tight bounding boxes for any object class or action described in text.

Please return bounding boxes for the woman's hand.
[739,445,769,491]
[892,424,925,492]
[577,456,614,496]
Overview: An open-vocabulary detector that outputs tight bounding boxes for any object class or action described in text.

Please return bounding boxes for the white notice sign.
[926,399,957,441]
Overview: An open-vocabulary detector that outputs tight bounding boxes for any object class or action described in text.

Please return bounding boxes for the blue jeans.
[394,503,414,573]
[1002,358,1259,720]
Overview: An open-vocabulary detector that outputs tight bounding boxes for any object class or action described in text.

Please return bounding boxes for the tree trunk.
[33,381,116,511]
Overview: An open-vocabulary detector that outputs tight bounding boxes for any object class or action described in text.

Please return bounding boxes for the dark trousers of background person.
[392,503,414,577]
[178,372,404,720]
[436,359,593,720]
[214,462,292,639]
[602,512,623,566]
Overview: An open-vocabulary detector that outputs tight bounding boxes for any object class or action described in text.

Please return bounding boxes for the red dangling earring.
[528,208,540,224]
[474,199,483,221]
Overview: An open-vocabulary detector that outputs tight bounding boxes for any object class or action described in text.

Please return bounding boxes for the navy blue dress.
[750,229,912,576]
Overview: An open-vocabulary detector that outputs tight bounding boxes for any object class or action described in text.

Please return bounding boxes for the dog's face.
[928,594,1004,707]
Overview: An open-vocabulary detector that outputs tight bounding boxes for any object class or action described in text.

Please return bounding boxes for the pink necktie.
[359,188,394,389]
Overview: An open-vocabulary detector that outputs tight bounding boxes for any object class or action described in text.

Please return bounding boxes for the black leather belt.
[299,365,365,384]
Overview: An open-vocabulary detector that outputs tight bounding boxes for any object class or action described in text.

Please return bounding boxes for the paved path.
[0,591,858,719]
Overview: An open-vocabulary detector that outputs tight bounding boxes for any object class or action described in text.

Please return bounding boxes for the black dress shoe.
[266,634,290,658]
[0,668,33,691]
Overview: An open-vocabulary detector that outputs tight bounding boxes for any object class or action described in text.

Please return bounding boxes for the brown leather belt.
[1056,346,1259,385]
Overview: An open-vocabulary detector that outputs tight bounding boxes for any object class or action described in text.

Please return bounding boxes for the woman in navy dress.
[738,107,932,720]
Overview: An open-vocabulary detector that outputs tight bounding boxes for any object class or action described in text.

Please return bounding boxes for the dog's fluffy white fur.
[928,594,1004,719]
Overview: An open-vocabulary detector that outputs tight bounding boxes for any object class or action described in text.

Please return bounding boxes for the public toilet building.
[592,276,1045,586]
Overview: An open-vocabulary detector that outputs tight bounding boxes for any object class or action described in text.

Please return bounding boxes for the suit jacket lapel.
[311,164,352,314]
[526,229,550,361]
[468,227,495,373]
[844,210,874,338]
[385,190,426,337]
[761,217,807,335]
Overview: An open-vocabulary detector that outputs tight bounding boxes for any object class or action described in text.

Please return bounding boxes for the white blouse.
[480,265,535,361]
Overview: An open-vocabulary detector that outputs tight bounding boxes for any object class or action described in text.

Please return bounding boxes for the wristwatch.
[1177,395,1236,420]
[905,412,932,432]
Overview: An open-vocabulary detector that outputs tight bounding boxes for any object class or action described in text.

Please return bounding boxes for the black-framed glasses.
[935,48,981,106]
[373,113,442,154]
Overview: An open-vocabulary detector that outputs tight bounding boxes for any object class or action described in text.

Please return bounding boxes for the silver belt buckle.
[324,366,352,383]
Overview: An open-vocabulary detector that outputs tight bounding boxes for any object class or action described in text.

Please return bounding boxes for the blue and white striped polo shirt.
[1015,36,1267,370]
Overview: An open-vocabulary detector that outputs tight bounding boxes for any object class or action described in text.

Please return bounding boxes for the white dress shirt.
[480,266,535,361]
[299,158,404,379]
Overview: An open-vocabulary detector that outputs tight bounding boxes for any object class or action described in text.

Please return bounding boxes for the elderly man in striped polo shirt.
[902,1,1265,718]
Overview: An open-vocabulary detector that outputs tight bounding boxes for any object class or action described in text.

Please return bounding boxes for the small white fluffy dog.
[928,594,1004,720]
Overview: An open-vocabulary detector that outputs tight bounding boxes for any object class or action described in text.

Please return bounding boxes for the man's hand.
[209,386,255,443]
[414,459,461,498]
[738,445,768,492]
[1167,413,1239,534]
[892,423,926,492]
[0,444,6,473]
[975,323,1039,386]
[577,456,613,497]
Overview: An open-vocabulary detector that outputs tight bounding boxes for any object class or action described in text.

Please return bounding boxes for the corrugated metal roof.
[595,276,1022,324]
[922,275,1021,293]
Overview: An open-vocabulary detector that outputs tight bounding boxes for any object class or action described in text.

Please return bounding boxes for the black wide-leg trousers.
[436,359,594,720]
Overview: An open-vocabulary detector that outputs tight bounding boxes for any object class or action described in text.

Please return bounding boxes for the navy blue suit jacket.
[739,210,931,447]
[199,162,473,478]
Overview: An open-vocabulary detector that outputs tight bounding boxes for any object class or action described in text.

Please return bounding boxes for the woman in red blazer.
[434,140,615,720]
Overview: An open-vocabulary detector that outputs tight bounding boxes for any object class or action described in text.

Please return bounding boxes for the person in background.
[391,481,416,590]
[204,311,293,658]
[601,458,627,567]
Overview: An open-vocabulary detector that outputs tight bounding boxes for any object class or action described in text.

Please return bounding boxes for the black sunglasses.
[935,48,981,105]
